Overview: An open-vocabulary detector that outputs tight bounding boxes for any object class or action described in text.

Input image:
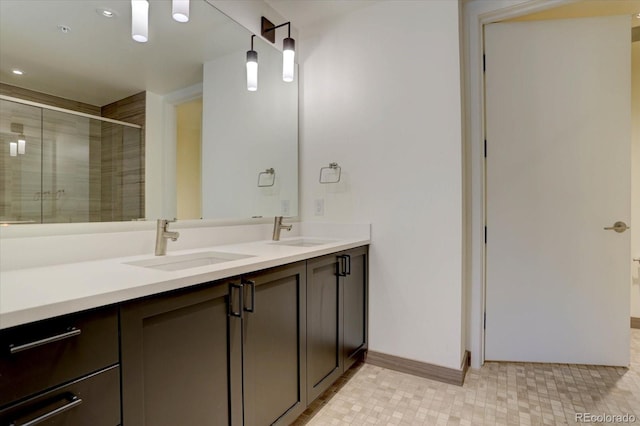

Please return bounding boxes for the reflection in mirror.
[0,98,143,224]
[201,36,298,219]
[0,0,298,226]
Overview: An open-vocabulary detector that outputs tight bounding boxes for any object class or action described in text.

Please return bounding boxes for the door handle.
[242,280,256,313]
[604,221,629,233]
[228,282,243,318]
[337,255,348,277]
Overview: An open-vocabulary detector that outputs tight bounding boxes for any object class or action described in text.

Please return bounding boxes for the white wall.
[145,91,177,221]
[632,41,640,319]
[299,1,464,369]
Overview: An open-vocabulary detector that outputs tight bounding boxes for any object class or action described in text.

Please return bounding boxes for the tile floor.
[295,329,640,425]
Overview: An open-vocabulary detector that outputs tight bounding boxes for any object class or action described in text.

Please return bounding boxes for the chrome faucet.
[155,219,180,256]
[272,216,292,241]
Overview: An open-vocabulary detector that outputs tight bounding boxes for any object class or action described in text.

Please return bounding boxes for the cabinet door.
[120,282,233,426]
[306,254,343,402]
[241,263,307,426]
[342,246,368,370]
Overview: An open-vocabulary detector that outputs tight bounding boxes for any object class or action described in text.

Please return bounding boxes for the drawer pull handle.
[9,328,81,354]
[11,394,83,426]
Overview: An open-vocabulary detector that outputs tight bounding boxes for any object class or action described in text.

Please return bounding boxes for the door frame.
[462,0,576,368]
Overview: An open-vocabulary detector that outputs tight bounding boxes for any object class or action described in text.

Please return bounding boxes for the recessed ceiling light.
[12,69,24,75]
[97,8,116,18]
[57,24,71,33]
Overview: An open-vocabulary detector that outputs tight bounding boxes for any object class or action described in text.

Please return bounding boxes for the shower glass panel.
[0,99,143,224]
[0,100,42,224]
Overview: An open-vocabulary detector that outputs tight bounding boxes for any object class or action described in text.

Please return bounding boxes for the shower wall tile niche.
[0,97,144,224]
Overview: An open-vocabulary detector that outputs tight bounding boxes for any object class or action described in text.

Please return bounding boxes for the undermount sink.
[270,238,337,247]
[125,251,254,271]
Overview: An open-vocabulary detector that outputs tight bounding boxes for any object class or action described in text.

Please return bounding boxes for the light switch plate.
[281,200,290,216]
[314,199,324,216]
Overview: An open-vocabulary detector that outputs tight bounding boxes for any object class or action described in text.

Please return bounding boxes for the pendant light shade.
[247,49,258,92]
[131,0,149,43]
[282,37,295,82]
[172,0,189,23]
[17,134,25,155]
[9,142,17,157]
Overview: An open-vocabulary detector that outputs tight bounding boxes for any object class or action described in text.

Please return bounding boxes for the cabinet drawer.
[0,365,120,426]
[0,306,119,408]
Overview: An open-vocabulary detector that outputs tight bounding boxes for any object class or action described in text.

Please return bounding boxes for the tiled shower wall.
[101,92,146,222]
[0,85,144,223]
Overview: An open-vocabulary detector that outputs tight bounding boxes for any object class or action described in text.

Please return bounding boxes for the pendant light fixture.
[131,0,149,43]
[172,0,189,23]
[9,142,17,157]
[17,134,26,155]
[247,35,258,92]
[261,17,296,83]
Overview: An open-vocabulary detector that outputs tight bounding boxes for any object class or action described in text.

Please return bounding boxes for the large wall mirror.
[0,0,298,226]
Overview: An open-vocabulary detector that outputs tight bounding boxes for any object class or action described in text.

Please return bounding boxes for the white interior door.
[485,16,631,366]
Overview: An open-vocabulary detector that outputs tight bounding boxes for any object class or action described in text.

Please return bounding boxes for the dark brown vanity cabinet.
[342,246,368,370]
[120,262,308,426]
[0,306,120,425]
[306,254,344,401]
[0,246,367,426]
[120,282,233,426]
[306,246,368,401]
[238,263,307,426]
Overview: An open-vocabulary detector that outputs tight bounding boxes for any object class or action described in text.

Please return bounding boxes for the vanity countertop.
[0,236,369,330]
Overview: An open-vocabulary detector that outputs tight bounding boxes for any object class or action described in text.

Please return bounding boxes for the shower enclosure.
[0,97,144,224]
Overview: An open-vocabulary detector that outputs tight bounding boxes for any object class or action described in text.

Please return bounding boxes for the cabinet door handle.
[337,255,348,277]
[10,393,83,426]
[9,328,81,354]
[243,280,256,313]
[228,282,243,318]
[345,254,351,276]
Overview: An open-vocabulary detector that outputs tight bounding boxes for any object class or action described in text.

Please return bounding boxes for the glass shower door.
[0,99,42,224]
[41,109,96,223]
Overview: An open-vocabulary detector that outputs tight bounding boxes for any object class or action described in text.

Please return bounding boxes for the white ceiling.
[0,0,250,106]
[5,0,635,108]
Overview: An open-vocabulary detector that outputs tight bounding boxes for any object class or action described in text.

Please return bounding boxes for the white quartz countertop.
[0,236,369,330]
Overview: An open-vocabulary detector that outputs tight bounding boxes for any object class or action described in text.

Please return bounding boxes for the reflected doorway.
[176,98,202,220]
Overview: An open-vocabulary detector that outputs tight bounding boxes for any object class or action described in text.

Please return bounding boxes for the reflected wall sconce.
[131,0,149,42]
[247,35,258,91]
[131,0,189,42]
[172,0,190,23]
[10,123,25,156]
[261,17,295,83]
